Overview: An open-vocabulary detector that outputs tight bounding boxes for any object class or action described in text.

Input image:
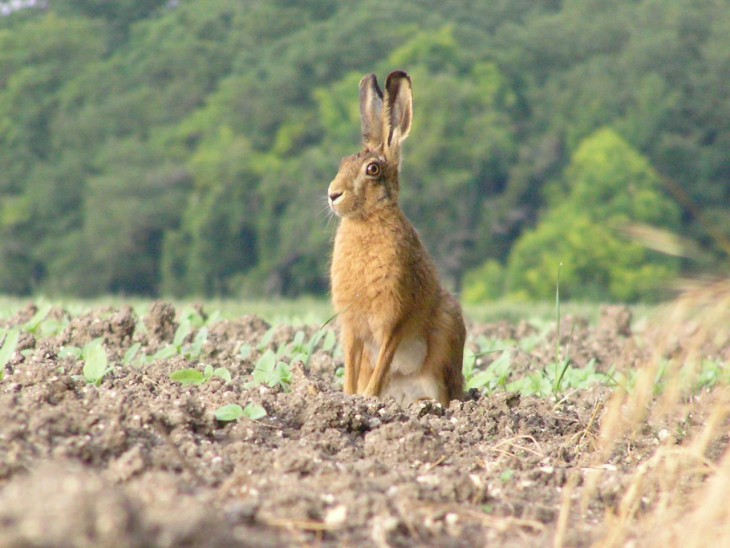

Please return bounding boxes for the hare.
[327,70,466,406]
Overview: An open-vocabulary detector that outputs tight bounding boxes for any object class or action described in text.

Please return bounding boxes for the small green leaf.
[214,403,267,422]
[308,329,325,350]
[170,369,206,386]
[181,306,205,328]
[203,363,214,378]
[275,361,292,389]
[153,345,178,360]
[213,367,232,383]
[123,343,142,366]
[83,342,110,386]
[291,330,306,351]
[500,469,515,483]
[304,330,326,366]
[290,352,306,364]
[254,349,275,373]
[239,344,253,360]
[0,329,21,368]
[58,346,82,359]
[248,350,291,391]
[194,326,208,345]
[322,330,337,353]
[242,403,267,420]
[257,327,276,351]
[173,320,192,348]
[135,352,152,366]
[40,318,67,337]
[23,303,52,333]
[214,404,244,421]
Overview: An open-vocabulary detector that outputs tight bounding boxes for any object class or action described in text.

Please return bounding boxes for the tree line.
[1,0,728,301]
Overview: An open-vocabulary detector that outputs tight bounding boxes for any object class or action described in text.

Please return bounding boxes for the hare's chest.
[331,228,400,303]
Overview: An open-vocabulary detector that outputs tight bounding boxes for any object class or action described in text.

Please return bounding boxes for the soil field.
[0,300,728,546]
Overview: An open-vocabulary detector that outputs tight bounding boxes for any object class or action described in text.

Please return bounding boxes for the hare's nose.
[329,191,343,203]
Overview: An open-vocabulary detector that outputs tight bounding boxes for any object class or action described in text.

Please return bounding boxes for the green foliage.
[503,128,682,302]
[0,13,106,294]
[0,328,20,380]
[152,320,208,361]
[462,260,505,304]
[81,338,112,386]
[123,342,142,366]
[22,304,52,334]
[170,363,231,386]
[247,350,292,391]
[464,349,513,394]
[214,403,267,422]
[161,128,260,296]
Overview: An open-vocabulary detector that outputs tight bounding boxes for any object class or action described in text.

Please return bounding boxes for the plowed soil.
[0,302,724,546]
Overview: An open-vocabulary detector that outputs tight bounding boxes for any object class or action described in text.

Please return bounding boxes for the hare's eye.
[365,162,381,177]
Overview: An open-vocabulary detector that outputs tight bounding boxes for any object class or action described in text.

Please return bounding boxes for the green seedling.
[170,363,232,386]
[322,329,337,352]
[466,350,513,394]
[81,338,112,386]
[152,320,209,361]
[214,403,267,422]
[239,343,253,361]
[257,326,276,351]
[552,263,573,395]
[277,312,339,367]
[59,346,83,359]
[179,306,221,329]
[123,342,142,366]
[463,335,516,395]
[695,359,730,391]
[246,349,291,391]
[508,372,553,397]
[500,469,515,483]
[286,330,307,362]
[23,303,52,335]
[0,328,20,381]
[184,327,208,360]
[302,312,338,366]
[153,319,192,360]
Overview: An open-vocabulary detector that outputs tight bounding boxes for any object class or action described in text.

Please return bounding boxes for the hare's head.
[328,71,413,219]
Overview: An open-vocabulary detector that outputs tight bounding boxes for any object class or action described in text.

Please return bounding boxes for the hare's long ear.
[360,74,384,149]
[383,71,413,157]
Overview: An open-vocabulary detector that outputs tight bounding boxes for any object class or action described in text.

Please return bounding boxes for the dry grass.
[556,279,730,547]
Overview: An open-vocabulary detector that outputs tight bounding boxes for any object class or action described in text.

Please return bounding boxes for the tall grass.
[555,279,730,547]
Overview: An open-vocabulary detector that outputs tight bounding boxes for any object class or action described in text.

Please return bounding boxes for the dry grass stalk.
[582,279,730,547]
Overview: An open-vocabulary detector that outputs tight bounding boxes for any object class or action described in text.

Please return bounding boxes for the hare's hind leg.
[421,302,466,404]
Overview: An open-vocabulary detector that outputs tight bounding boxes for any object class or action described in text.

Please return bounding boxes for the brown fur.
[327,71,466,406]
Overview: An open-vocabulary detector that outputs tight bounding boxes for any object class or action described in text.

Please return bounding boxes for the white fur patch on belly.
[383,374,441,406]
[392,337,427,374]
[367,337,427,376]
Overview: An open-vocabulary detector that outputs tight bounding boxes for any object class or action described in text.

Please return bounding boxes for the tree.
[501,128,681,302]
[0,13,105,294]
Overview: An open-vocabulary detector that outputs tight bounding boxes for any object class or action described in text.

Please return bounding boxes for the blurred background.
[0,0,727,303]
